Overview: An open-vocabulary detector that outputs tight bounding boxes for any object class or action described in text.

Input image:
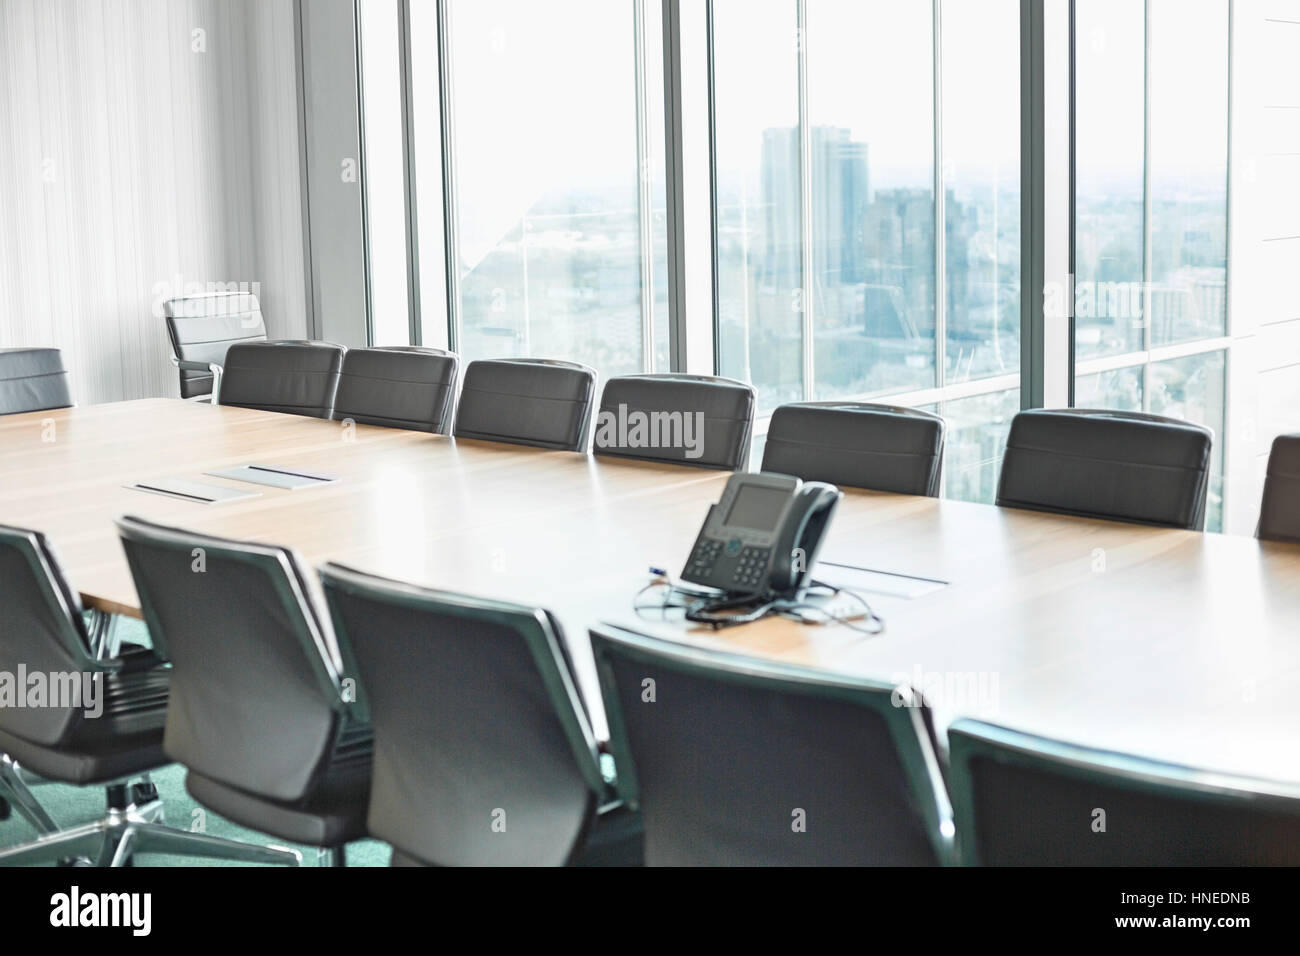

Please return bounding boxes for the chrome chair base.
[0,753,57,835]
[317,846,347,867]
[0,793,301,867]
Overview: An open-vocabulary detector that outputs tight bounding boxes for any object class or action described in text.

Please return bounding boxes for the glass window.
[935,389,1019,504]
[359,0,412,347]
[713,0,803,410]
[806,0,935,399]
[444,0,650,375]
[941,0,1021,384]
[1149,350,1225,529]
[1075,364,1143,412]
[1072,0,1229,531]
[1148,0,1228,347]
[714,0,1021,506]
[1074,0,1144,360]
[643,2,671,372]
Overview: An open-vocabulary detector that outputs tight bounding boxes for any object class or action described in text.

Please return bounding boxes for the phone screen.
[724,484,790,531]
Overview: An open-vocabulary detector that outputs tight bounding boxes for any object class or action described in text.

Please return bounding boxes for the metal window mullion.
[633,0,655,373]
[1140,0,1153,409]
[292,0,318,339]
[933,0,946,393]
[1221,0,1234,519]
[436,0,461,353]
[706,1,720,373]
[664,0,688,372]
[796,0,814,401]
[1067,0,1076,405]
[398,0,421,346]
[1020,0,1043,410]
[353,0,374,346]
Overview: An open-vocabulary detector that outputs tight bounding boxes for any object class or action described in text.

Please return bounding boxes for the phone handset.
[767,482,842,597]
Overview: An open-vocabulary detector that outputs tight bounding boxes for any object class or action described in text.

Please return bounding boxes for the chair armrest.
[173,359,222,375]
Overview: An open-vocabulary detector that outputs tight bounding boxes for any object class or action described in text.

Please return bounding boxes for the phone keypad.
[687,538,723,577]
[733,545,771,592]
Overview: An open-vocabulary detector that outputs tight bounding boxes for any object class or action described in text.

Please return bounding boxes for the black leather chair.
[0,348,72,416]
[218,340,345,419]
[762,401,945,495]
[997,408,1213,530]
[1258,434,1300,543]
[590,625,954,866]
[0,524,299,866]
[593,374,756,470]
[163,291,268,401]
[319,563,642,866]
[948,719,1300,865]
[453,358,596,452]
[116,516,372,865]
[332,346,459,433]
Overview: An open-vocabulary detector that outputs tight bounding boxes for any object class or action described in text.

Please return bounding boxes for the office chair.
[762,401,945,495]
[332,346,459,433]
[162,290,268,402]
[453,358,596,452]
[948,719,1300,865]
[1258,433,1300,543]
[997,408,1213,530]
[116,517,372,865]
[0,347,72,416]
[590,625,954,866]
[593,373,756,470]
[0,524,300,866]
[319,563,642,866]
[218,340,345,418]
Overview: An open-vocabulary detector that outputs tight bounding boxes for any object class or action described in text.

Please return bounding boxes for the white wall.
[0,0,307,404]
[1225,0,1300,533]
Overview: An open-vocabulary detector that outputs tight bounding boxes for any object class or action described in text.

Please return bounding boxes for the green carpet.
[0,617,391,867]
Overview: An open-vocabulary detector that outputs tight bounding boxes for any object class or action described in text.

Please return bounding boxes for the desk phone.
[681,472,842,599]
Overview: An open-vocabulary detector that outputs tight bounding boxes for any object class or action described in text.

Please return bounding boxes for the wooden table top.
[4,398,1299,782]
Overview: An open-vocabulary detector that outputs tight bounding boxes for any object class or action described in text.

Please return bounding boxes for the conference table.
[3,398,1299,785]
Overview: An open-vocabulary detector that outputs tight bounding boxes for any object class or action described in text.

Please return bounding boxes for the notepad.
[815,560,948,600]
[204,463,339,490]
[125,477,262,504]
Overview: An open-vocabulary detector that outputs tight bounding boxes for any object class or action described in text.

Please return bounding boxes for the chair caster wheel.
[131,781,159,805]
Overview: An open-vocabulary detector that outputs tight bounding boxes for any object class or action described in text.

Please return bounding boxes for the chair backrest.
[593,374,756,470]
[332,346,459,433]
[218,340,345,419]
[453,358,596,452]
[948,719,1300,865]
[590,625,953,866]
[0,348,72,416]
[0,525,99,746]
[1258,433,1300,543]
[319,563,604,866]
[116,516,348,802]
[762,401,945,495]
[163,291,268,398]
[997,408,1212,530]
